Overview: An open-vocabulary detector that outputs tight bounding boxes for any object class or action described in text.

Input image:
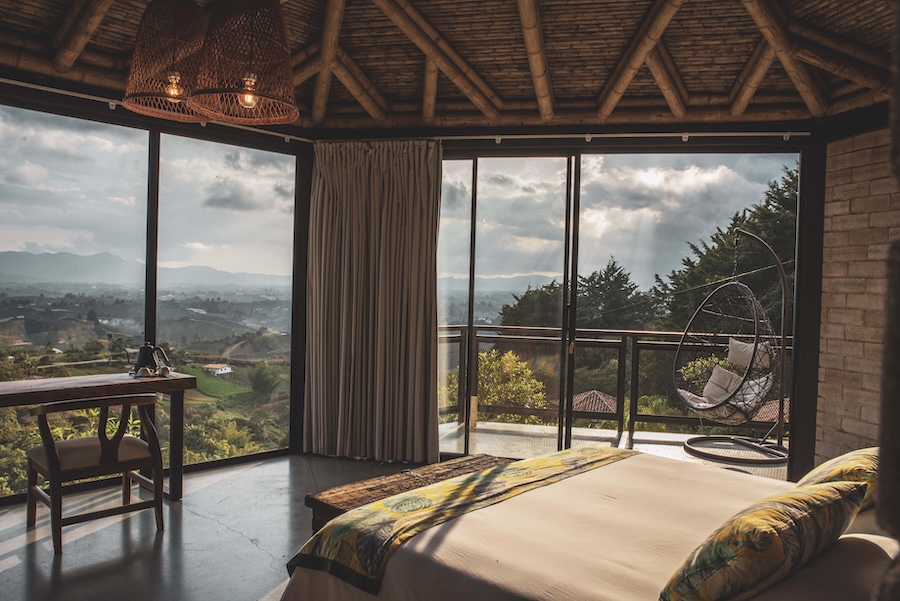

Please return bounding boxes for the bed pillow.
[796,447,878,511]
[659,481,866,601]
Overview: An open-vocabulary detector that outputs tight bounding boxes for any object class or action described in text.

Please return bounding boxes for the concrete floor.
[0,455,406,601]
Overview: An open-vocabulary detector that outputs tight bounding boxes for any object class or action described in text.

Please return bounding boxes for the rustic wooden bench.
[305,454,514,531]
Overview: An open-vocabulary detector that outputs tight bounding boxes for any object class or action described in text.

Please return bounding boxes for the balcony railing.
[438,324,792,444]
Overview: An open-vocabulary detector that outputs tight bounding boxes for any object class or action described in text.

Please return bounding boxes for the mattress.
[282,452,897,601]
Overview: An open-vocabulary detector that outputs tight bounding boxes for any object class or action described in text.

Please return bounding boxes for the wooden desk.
[0,372,197,501]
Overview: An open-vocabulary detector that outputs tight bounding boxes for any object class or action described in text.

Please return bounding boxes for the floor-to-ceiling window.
[0,105,148,495]
[157,135,295,464]
[0,101,300,499]
[439,148,799,460]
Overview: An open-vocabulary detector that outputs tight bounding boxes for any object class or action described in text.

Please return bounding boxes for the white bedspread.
[282,452,897,601]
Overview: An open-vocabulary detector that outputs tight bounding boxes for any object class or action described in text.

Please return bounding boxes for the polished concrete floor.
[0,455,406,601]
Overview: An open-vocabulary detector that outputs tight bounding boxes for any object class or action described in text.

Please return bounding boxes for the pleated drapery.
[304,140,441,463]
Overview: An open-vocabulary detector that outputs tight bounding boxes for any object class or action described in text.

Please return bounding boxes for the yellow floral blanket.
[287,446,638,593]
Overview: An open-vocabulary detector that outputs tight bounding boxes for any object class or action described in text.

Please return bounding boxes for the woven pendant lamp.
[123,0,207,122]
[190,0,299,125]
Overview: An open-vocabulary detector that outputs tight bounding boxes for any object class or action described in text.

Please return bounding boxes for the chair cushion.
[26,435,152,472]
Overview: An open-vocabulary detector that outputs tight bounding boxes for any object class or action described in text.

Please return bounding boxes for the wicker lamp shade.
[190,0,299,125]
[123,0,207,122]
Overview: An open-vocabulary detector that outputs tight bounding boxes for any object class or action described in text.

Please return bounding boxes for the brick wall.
[818,128,898,464]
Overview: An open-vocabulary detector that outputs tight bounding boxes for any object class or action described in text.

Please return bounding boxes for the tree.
[577,258,658,330]
[499,260,657,331]
[247,362,283,402]
[653,166,797,331]
[439,350,547,424]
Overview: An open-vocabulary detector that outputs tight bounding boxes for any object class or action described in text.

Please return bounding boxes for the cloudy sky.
[440,152,797,290]
[1,104,795,290]
[0,104,296,277]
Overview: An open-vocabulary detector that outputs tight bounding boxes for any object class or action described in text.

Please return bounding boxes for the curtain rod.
[2,77,810,145]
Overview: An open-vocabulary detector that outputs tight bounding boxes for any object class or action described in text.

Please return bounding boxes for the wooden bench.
[305,454,514,531]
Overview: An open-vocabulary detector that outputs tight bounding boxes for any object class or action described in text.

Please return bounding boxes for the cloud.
[5,161,48,186]
[202,179,264,211]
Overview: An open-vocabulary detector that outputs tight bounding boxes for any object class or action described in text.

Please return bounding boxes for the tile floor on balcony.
[0,429,788,601]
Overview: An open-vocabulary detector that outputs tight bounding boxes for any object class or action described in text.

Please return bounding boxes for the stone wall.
[818,128,898,464]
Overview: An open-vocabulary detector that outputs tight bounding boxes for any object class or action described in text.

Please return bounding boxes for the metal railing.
[438,324,792,442]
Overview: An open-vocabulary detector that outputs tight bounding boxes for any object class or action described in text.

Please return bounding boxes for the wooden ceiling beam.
[372,0,499,120]
[741,0,827,117]
[332,45,388,121]
[787,20,890,72]
[517,0,554,121]
[729,38,777,117]
[312,0,347,125]
[394,0,502,111]
[0,39,125,91]
[422,58,438,123]
[52,0,88,50]
[644,40,686,119]
[597,0,686,122]
[790,40,890,94]
[52,0,116,73]
[292,42,323,69]
[294,55,326,86]
[312,104,813,128]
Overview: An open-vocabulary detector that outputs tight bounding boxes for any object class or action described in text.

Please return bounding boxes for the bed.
[281,448,896,601]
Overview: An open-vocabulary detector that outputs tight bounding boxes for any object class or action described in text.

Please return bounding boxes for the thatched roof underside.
[0,0,893,133]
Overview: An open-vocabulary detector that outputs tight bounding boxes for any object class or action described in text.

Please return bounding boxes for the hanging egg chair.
[671,234,789,465]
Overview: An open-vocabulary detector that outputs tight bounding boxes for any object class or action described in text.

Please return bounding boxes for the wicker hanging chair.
[672,280,788,465]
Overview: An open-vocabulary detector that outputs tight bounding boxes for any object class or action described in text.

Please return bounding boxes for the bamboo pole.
[292,42,323,69]
[791,40,890,94]
[393,0,502,111]
[741,0,827,117]
[730,38,777,117]
[597,0,686,122]
[422,58,438,123]
[332,57,386,122]
[53,0,116,72]
[788,20,890,72]
[372,0,499,120]
[294,55,325,86]
[312,0,347,125]
[0,40,125,90]
[517,0,554,121]
[645,41,686,119]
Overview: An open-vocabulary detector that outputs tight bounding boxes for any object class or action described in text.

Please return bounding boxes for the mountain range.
[0,251,555,294]
[0,251,291,288]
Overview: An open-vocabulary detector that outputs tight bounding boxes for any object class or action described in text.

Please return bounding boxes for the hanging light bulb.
[164,71,184,103]
[238,73,259,109]
[122,0,206,122]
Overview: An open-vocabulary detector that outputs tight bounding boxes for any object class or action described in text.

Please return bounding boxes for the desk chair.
[25,393,164,554]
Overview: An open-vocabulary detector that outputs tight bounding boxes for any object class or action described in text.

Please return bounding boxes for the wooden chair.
[25,393,164,554]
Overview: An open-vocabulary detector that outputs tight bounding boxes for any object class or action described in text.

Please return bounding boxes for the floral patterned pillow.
[659,481,866,601]
[796,447,878,510]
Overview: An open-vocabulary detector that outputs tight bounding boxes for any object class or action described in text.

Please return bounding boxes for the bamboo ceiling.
[0,0,893,132]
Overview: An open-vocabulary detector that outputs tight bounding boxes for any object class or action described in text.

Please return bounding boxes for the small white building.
[203,363,233,376]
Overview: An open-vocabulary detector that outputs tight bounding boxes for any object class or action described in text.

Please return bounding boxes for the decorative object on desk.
[128,341,171,377]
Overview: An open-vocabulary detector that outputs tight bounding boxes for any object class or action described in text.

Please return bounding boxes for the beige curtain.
[304,140,441,463]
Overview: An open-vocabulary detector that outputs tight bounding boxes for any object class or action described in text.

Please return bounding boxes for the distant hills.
[0,251,556,295]
[0,251,291,288]
[438,274,557,294]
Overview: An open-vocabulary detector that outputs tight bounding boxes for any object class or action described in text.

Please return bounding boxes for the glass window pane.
[158,134,295,463]
[0,105,148,495]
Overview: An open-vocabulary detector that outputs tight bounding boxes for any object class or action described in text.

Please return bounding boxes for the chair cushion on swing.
[728,337,772,369]
[702,365,744,403]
